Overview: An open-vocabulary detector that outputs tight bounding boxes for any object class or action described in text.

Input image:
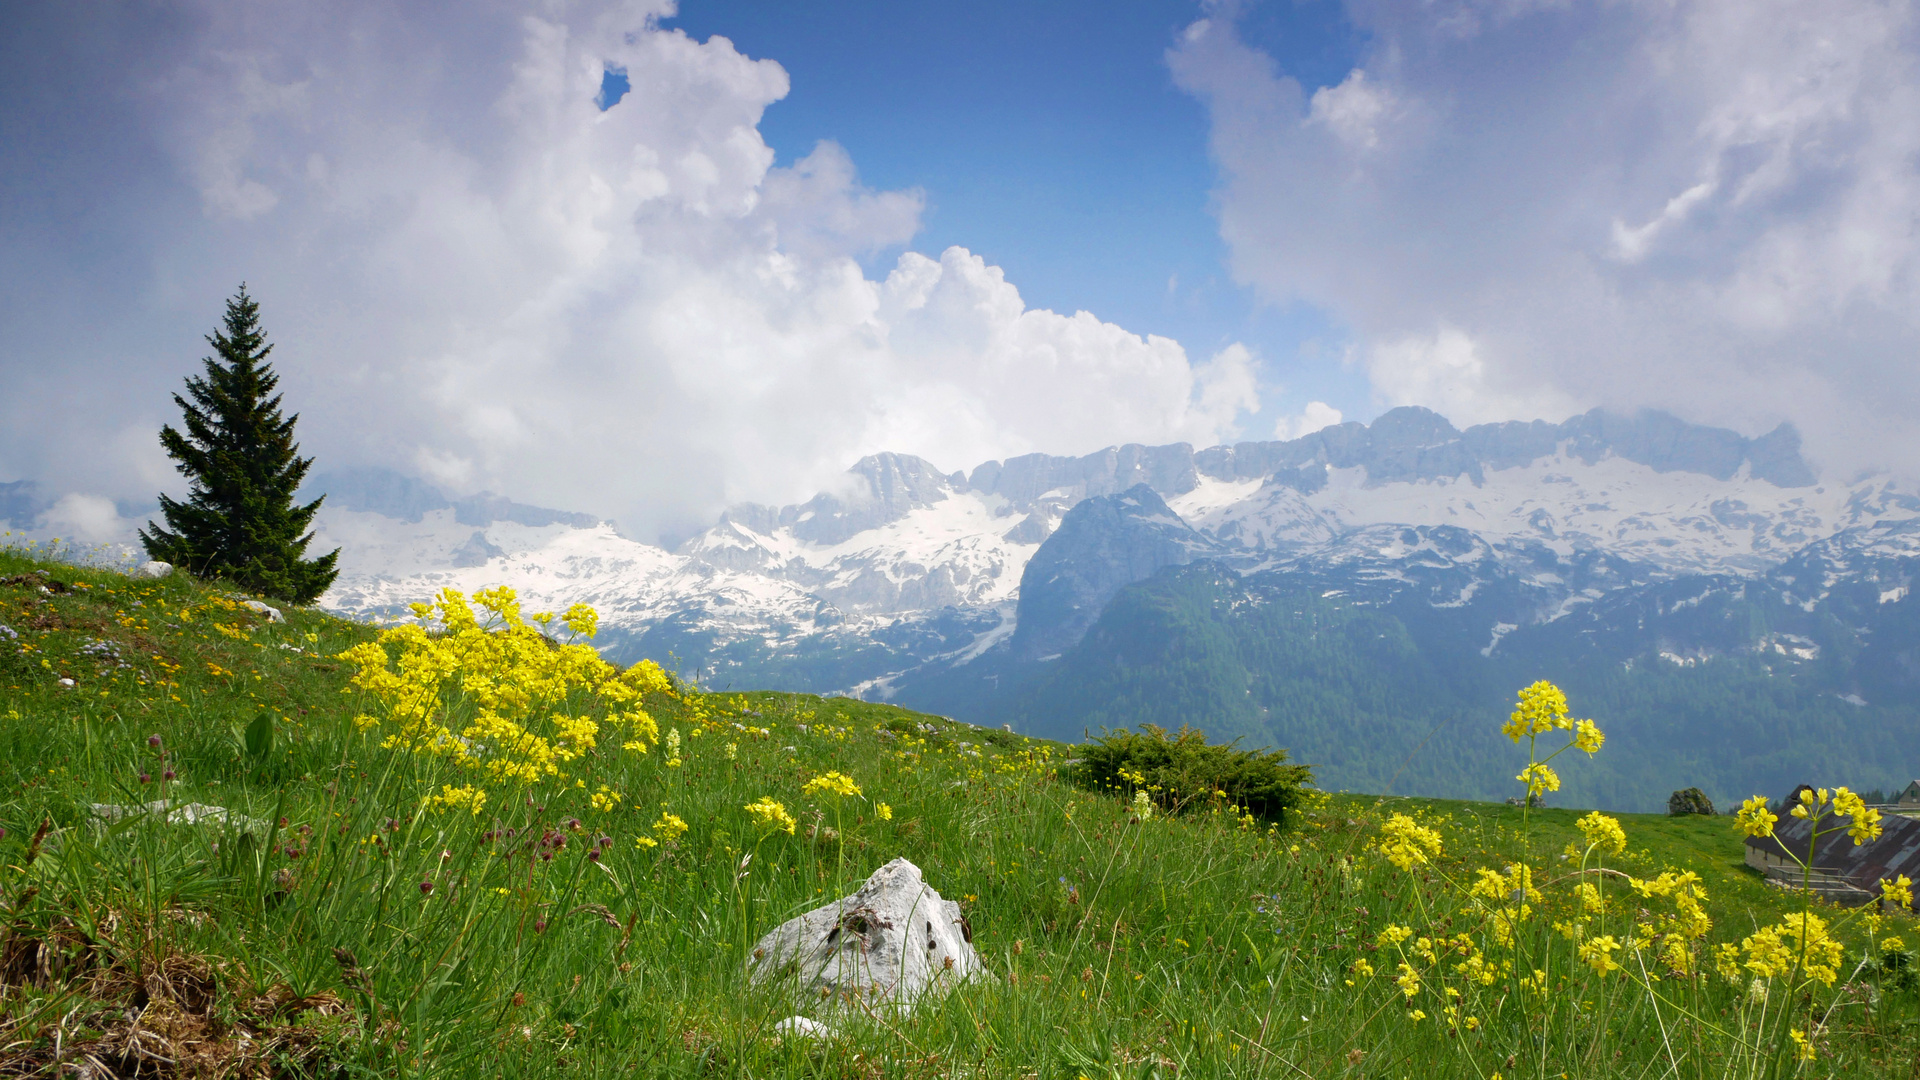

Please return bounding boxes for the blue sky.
[661,0,1373,432]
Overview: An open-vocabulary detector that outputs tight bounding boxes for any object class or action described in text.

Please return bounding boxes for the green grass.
[3,543,1919,1078]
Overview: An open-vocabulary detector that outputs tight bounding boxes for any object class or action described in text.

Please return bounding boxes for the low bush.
[1072,723,1312,821]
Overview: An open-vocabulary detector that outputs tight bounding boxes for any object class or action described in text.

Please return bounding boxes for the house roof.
[1745,804,1920,900]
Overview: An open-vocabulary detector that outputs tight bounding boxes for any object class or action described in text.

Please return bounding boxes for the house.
[1744,793,1920,909]
[1897,780,1920,807]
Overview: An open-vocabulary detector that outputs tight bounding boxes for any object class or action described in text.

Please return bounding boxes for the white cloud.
[1171,0,1920,474]
[1273,400,1344,441]
[38,495,134,546]
[1364,325,1578,427]
[1307,69,1395,150]
[0,0,1258,540]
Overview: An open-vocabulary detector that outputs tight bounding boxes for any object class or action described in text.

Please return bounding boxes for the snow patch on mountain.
[310,407,1920,695]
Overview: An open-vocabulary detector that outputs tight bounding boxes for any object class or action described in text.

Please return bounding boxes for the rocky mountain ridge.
[305,407,1919,714]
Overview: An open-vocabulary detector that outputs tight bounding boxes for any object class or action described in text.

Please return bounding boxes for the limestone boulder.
[1667,788,1715,816]
[133,561,173,579]
[748,857,982,1010]
[242,600,284,623]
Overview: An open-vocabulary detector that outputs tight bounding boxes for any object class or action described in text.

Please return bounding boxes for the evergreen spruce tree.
[140,285,340,604]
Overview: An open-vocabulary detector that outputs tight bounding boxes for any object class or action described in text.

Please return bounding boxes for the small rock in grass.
[242,600,284,623]
[771,1016,835,1040]
[748,857,983,1011]
[133,561,173,579]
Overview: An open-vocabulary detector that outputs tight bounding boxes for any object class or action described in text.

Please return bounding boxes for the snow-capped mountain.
[311,406,1920,701]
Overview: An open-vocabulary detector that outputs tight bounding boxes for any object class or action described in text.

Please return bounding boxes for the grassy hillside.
[3,545,1920,1077]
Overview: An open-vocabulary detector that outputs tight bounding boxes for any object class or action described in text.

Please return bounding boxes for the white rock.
[57,678,75,688]
[242,600,284,623]
[771,1016,835,1040]
[133,561,173,579]
[747,857,983,1010]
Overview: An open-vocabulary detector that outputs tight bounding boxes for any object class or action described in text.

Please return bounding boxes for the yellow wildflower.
[1572,718,1604,754]
[1504,680,1574,741]
[636,836,658,849]
[1713,943,1742,982]
[1350,958,1375,978]
[1660,935,1694,976]
[1575,811,1627,856]
[1790,786,1829,820]
[745,796,797,836]
[562,603,598,639]
[1579,935,1622,976]
[1395,962,1421,999]
[652,811,689,841]
[1735,795,1777,838]
[876,802,893,821]
[1379,924,1414,947]
[1516,763,1560,798]
[1379,813,1443,870]
[1884,874,1914,909]
[1847,805,1884,845]
[1880,935,1906,952]
[425,784,487,816]
[1789,1029,1816,1062]
[1743,912,1844,985]
[803,771,861,798]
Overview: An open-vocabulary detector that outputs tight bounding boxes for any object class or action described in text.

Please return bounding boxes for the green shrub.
[1071,723,1312,821]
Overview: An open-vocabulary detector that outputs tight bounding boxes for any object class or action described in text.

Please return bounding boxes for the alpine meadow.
[11,1,1920,1078]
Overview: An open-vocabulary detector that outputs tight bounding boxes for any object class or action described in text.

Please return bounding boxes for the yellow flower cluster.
[1394,962,1421,999]
[652,811,689,842]
[1742,912,1844,986]
[1735,795,1777,837]
[1578,935,1621,976]
[337,587,667,785]
[1885,874,1914,909]
[1470,863,1539,908]
[425,783,488,816]
[1833,786,1884,844]
[1516,763,1560,799]
[1574,811,1627,856]
[745,796,797,836]
[1503,680,1576,741]
[590,785,622,813]
[1571,719,1604,755]
[802,770,861,798]
[1378,813,1443,870]
[1789,786,1829,820]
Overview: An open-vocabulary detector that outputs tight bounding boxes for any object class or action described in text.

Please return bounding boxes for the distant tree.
[140,285,339,604]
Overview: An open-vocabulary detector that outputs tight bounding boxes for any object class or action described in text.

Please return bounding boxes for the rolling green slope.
[5,545,1920,1077]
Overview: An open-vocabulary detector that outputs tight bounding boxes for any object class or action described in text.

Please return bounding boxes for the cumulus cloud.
[1273,400,1344,441]
[0,0,1258,541]
[1170,0,1920,475]
[37,495,135,546]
